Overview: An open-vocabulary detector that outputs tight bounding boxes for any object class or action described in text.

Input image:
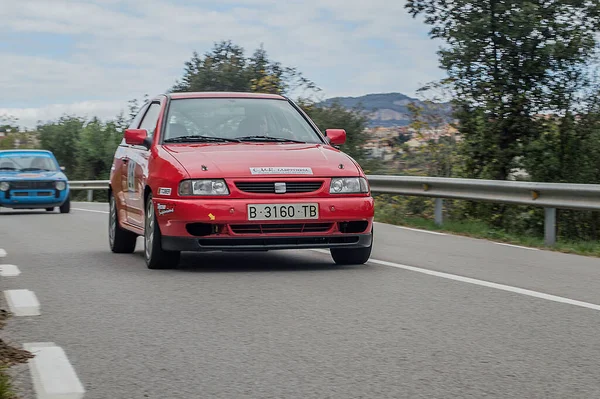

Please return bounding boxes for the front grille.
[36,191,53,197]
[235,181,323,194]
[230,223,333,234]
[11,181,54,190]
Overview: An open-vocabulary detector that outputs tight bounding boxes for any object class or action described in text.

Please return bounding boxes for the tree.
[38,116,85,174]
[171,40,319,97]
[172,40,371,169]
[406,0,600,180]
[407,101,459,177]
[299,99,381,172]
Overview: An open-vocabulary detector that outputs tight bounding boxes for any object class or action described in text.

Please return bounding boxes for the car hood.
[162,143,361,178]
[0,170,67,181]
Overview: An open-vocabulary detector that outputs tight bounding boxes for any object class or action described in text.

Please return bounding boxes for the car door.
[118,103,149,216]
[125,101,162,227]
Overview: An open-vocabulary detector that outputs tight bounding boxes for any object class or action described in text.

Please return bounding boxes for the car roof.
[167,92,287,100]
[0,149,53,155]
[0,149,55,158]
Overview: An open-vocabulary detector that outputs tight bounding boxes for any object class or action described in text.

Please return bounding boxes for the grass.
[0,368,16,399]
[0,309,33,399]
[376,215,600,258]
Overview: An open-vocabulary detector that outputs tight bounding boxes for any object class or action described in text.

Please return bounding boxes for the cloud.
[0,0,446,129]
[0,100,129,129]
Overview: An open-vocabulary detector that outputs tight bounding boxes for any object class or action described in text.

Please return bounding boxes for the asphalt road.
[1,202,600,398]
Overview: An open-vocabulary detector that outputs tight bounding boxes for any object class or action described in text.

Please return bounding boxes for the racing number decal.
[127,159,136,192]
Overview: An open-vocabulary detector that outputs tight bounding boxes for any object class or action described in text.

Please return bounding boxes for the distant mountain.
[318,92,453,128]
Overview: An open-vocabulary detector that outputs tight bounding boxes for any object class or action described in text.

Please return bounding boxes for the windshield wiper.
[164,135,241,143]
[0,167,17,171]
[20,168,51,172]
[237,135,306,143]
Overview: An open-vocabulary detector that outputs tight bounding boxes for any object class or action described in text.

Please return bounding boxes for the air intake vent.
[230,223,333,234]
[235,181,323,194]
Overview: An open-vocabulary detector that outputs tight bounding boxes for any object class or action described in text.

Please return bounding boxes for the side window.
[139,103,162,138]
[128,103,150,129]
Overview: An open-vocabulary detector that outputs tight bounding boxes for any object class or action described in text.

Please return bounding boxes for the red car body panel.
[109,92,374,251]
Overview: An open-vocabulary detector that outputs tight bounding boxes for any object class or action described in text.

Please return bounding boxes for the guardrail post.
[87,189,93,202]
[544,207,556,246]
[434,198,443,226]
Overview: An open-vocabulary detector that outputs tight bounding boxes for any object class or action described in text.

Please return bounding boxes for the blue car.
[0,149,70,213]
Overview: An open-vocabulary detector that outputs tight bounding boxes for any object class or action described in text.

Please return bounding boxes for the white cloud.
[0,0,446,129]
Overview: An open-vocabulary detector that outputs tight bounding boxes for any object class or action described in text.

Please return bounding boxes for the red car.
[108,92,374,269]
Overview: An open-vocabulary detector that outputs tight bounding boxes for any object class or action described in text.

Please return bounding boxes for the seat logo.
[274,182,286,194]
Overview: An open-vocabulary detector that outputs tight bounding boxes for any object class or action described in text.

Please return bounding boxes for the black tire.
[330,229,373,265]
[144,193,180,269]
[109,192,137,253]
[45,208,54,212]
[59,197,70,213]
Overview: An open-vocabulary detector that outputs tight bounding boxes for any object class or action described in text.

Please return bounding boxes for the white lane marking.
[72,208,108,214]
[0,248,6,258]
[495,242,538,251]
[23,342,86,399]
[4,289,41,316]
[0,264,21,277]
[309,249,600,312]
[384,224,447,236]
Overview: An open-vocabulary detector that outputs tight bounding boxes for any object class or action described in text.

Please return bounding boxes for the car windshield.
[162,98,325,144]
[0,154,58,172]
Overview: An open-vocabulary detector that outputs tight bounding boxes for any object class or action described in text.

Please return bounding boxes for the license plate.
[247,203,319,221]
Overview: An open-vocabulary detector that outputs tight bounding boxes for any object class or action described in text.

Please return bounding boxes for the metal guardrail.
[68,177,600,246]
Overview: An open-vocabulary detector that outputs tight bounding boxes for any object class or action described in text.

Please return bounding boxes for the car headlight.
[0,182,9,192]
[178,179,229,196]
[55,181,66,191]
[329,177,369,194]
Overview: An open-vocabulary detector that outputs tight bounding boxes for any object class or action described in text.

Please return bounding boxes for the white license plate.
[247,203,319,221]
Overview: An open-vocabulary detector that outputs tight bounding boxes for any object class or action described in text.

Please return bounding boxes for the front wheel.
[59,197,70,213]
[144,193,180,270]
[330,229,373,265]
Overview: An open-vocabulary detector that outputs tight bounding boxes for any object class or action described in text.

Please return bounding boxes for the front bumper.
[154,196,374,251]
[162,233,373,252]
[0,188,69,208]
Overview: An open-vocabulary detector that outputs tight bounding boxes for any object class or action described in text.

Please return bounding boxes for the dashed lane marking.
[4,289,41,316]
[0,264,21,277]
[23,342,86,399]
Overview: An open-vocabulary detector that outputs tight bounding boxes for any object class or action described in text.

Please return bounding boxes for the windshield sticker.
[250,167,313,175]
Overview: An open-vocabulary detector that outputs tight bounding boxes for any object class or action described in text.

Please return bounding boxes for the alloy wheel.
[145,198,154,261]
[109,196,116,247]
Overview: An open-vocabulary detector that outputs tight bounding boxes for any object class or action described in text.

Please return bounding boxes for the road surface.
[1,202,599,398]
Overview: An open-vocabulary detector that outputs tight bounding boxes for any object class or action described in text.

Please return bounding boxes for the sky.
[0,0,446,129]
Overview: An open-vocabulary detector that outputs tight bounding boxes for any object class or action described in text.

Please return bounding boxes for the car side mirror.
[60,166,66,171]
[325,129,346,146]
[125,129,151,148]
